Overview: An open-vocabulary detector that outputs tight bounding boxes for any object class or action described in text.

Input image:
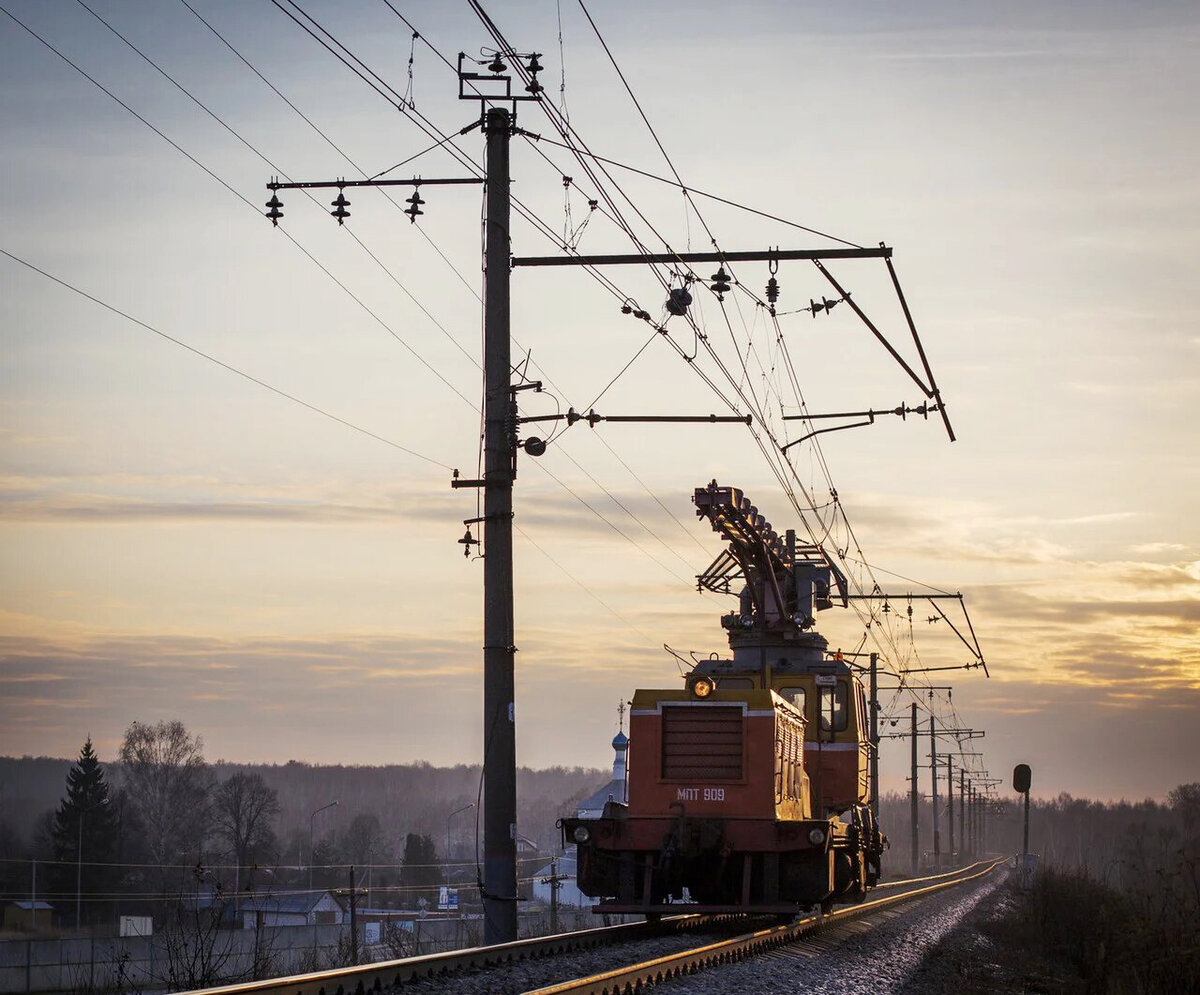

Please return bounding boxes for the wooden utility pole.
[337,866,366,966]
[540,856,568,935]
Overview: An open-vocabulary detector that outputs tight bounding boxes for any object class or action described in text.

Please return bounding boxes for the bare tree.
[118,721,212,873]
[157,892,236,991]
[213,773,280,872]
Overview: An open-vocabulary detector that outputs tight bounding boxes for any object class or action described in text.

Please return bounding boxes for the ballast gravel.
[391,921,757,995]
[653,873,1005,995]
[384,873,1003,995]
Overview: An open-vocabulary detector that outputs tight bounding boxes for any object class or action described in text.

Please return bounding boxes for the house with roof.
[2,900,53,932]
[239,891,344,928]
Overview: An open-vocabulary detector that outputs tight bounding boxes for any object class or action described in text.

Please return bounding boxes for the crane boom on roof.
[693,480,848,631]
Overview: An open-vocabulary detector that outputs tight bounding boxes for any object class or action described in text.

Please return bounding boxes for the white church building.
[530,728,628,908]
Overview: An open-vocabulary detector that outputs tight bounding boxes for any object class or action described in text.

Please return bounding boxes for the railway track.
[181,912,727,995]
[178,860,1003,995]
[525,858,1005,995]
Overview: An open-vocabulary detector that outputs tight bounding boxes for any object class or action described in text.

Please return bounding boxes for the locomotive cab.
[685,660,872,818]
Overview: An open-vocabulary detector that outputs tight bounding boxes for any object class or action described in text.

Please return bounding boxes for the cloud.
[1129,541,1189,555]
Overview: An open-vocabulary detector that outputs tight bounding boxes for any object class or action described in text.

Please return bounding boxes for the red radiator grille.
[661,705,744,780]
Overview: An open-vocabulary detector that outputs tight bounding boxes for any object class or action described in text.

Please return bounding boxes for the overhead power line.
[1,248,452,470]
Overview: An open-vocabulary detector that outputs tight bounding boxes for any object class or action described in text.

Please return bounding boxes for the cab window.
[778,686,806,713]
[818,681,848,732]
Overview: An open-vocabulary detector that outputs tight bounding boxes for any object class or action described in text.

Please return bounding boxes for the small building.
[239,891,344,928]
[2,901,53,932]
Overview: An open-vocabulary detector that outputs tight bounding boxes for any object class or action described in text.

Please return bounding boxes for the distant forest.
[0,754,607,853]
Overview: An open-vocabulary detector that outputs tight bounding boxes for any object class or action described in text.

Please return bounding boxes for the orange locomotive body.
[561,482,886,915]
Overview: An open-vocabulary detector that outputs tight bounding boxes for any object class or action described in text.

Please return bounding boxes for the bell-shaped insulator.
[527,54,544,75]
[488,54,507,74]
[405,190,425,223]
[265,193,283,226]
[809,297,823,318]
[525,78,544,95]
[665,287,692,316]
[710,266,731,298]
[766,276,780,305]
[330,191,350,225]
[458,528,477,558]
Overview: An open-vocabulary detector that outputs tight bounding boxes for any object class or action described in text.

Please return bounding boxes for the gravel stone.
[650,873,1005,994]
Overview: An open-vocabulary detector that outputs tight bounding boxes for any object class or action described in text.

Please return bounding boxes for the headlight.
[808,828,826,846]
[691,677,716,699]
[572,825,591,844]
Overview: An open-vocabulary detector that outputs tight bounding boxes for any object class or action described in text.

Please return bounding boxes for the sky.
[1,0,1197,806]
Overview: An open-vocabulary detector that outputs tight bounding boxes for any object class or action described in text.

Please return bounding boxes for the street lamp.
[309,801,338,894]
[445,803,475,863]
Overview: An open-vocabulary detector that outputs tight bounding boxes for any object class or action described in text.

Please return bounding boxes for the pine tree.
[49,738,121,927]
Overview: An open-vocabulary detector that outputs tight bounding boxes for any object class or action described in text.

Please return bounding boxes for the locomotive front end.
[562,687,847,913]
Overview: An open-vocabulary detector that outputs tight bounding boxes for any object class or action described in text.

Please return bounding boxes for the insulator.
[265,193,283,226]
[488,55,507,74]
[330,191,350,225]
[458,528,478,558]
[405,190,425,222]
[710,266,731,298]
[765,276,780,305]
[527,54,544,74]
[525,78,543,95]
[665,287,692,316]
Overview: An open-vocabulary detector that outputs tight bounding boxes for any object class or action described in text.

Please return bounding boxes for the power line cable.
[1,248,452,470]
[522,132,864,249]
[3,1,476,411]
[75,0,480,390]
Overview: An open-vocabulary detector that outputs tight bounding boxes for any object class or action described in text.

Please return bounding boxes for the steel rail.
[171,914,710,995]
[522,859,1006,995]
[873,856,998,889]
